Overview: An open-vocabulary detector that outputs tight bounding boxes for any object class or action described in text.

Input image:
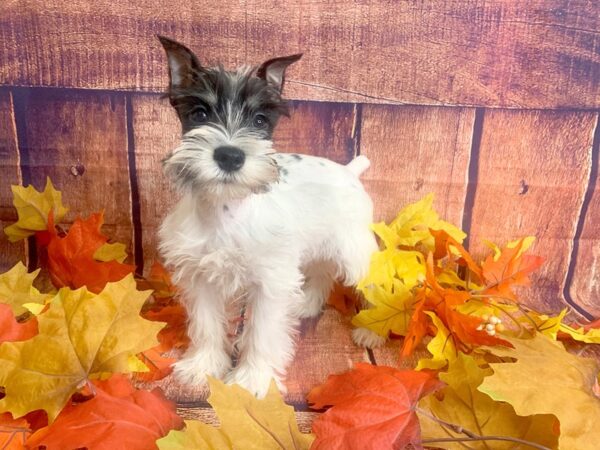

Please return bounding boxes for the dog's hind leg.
[290,261,335,319]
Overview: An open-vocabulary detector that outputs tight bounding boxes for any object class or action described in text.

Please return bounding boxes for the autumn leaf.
[3,178,69,242]
[0,275,163,421]
[157,377,313,450]
[0,305,37,344]
[142,303,190,352]
[415,312,457,370]
[371,193,466,251]
[352,281,414,337]
[45,211,135,293]
[307,363,443,450]
[327,284,359,316]
[419,352,558,449]
[27,374,182,450]
[157,419,231,450]
[137,261,178,300]
[134,347,176,382]
[0,262,48,316]
[93,242,128,263]
[479,334,600,450]
[0,412,31,450]
[402,254,511,356]
[480,237,543,300]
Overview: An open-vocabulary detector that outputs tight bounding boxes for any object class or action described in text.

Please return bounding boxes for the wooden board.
[467,110,598,316]
[1,0,598,108]
[130,94,181,274]
[15,89,133,252]
[273,101,357,163]
[360,105,474,223]
[0,89,26,271]
[132,97,356,273]
[138,309,369,407]
[569,120,600,317]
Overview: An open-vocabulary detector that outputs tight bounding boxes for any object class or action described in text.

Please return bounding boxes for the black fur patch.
[167,67,290,136]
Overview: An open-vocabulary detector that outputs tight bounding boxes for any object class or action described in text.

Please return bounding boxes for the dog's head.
[158,36,301,201]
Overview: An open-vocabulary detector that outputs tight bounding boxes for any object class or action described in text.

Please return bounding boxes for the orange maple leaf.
[134,347,176,382]
[42,211,135,293]
[327,284,360,316]
[142,303,190,352]
[26,374,183,450]
[137,261,178,301]
[430,229,483,279]
[307,363,443,450]
[402,254,511,356]
[0,412,31,450]
[0,304,38,344]
[480,239,544,300]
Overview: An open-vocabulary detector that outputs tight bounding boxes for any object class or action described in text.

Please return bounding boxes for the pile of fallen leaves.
[1,180,599,449]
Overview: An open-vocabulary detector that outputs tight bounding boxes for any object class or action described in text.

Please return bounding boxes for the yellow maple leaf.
[0,274,163,422]
[93,242,128,263]
[416,312,457,370]
[483,236,536,262]
[352,281,413,337]
[559,323,600,344]
[0,262,49,316]
[371,193,465,251]
[479,334,600,450]
[4,178,69,242]
[419,352,558,449]
[157,377,314,450]
[358,249,425,293]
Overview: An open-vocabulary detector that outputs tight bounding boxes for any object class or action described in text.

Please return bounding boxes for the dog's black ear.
[158,35,203,90]
[256,54,302,92]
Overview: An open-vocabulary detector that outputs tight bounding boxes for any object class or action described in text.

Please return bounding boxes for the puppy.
[157,36,381,397]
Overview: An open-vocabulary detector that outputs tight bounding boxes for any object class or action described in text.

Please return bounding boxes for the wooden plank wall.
[0,0,598,416]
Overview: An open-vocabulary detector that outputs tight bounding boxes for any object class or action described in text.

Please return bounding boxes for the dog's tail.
[346,155,371,177]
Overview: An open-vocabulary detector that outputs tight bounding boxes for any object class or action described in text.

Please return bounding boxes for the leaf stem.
[416,407,551,450]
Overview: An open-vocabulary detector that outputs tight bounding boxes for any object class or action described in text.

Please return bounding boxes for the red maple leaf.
[307,363,444,450]
[0,304,38,344]
[26,374,183,450]
[42,211,135,293]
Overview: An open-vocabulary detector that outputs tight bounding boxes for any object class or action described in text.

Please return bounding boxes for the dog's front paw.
[224,364,286,398]
[173,349,232,386]
[352,327,387,348]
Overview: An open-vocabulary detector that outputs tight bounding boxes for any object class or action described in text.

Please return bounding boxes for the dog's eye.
[189,107,209,124]
[253,114,269,129]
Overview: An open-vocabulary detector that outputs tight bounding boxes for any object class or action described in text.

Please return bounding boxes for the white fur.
[160,144,378,397]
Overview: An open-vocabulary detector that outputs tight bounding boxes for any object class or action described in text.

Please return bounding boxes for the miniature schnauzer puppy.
[157,36,382,397]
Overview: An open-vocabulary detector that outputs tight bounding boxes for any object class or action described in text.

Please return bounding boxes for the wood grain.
[0,89,26,271]
[569,120,600,317]
[360,105,474,224]
[1,0,598,108]
[130,94,180,274]
[273,101,356,163]
[467,110,598,315]
[138,309,369,406]
[16,89,133,252]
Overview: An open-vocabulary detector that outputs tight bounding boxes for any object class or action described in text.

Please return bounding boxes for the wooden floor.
[137,307,420,432]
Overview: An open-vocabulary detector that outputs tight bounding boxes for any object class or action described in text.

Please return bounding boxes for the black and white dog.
[157,36,381,397]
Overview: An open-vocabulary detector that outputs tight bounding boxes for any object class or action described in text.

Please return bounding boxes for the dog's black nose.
[213,146,246,172]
